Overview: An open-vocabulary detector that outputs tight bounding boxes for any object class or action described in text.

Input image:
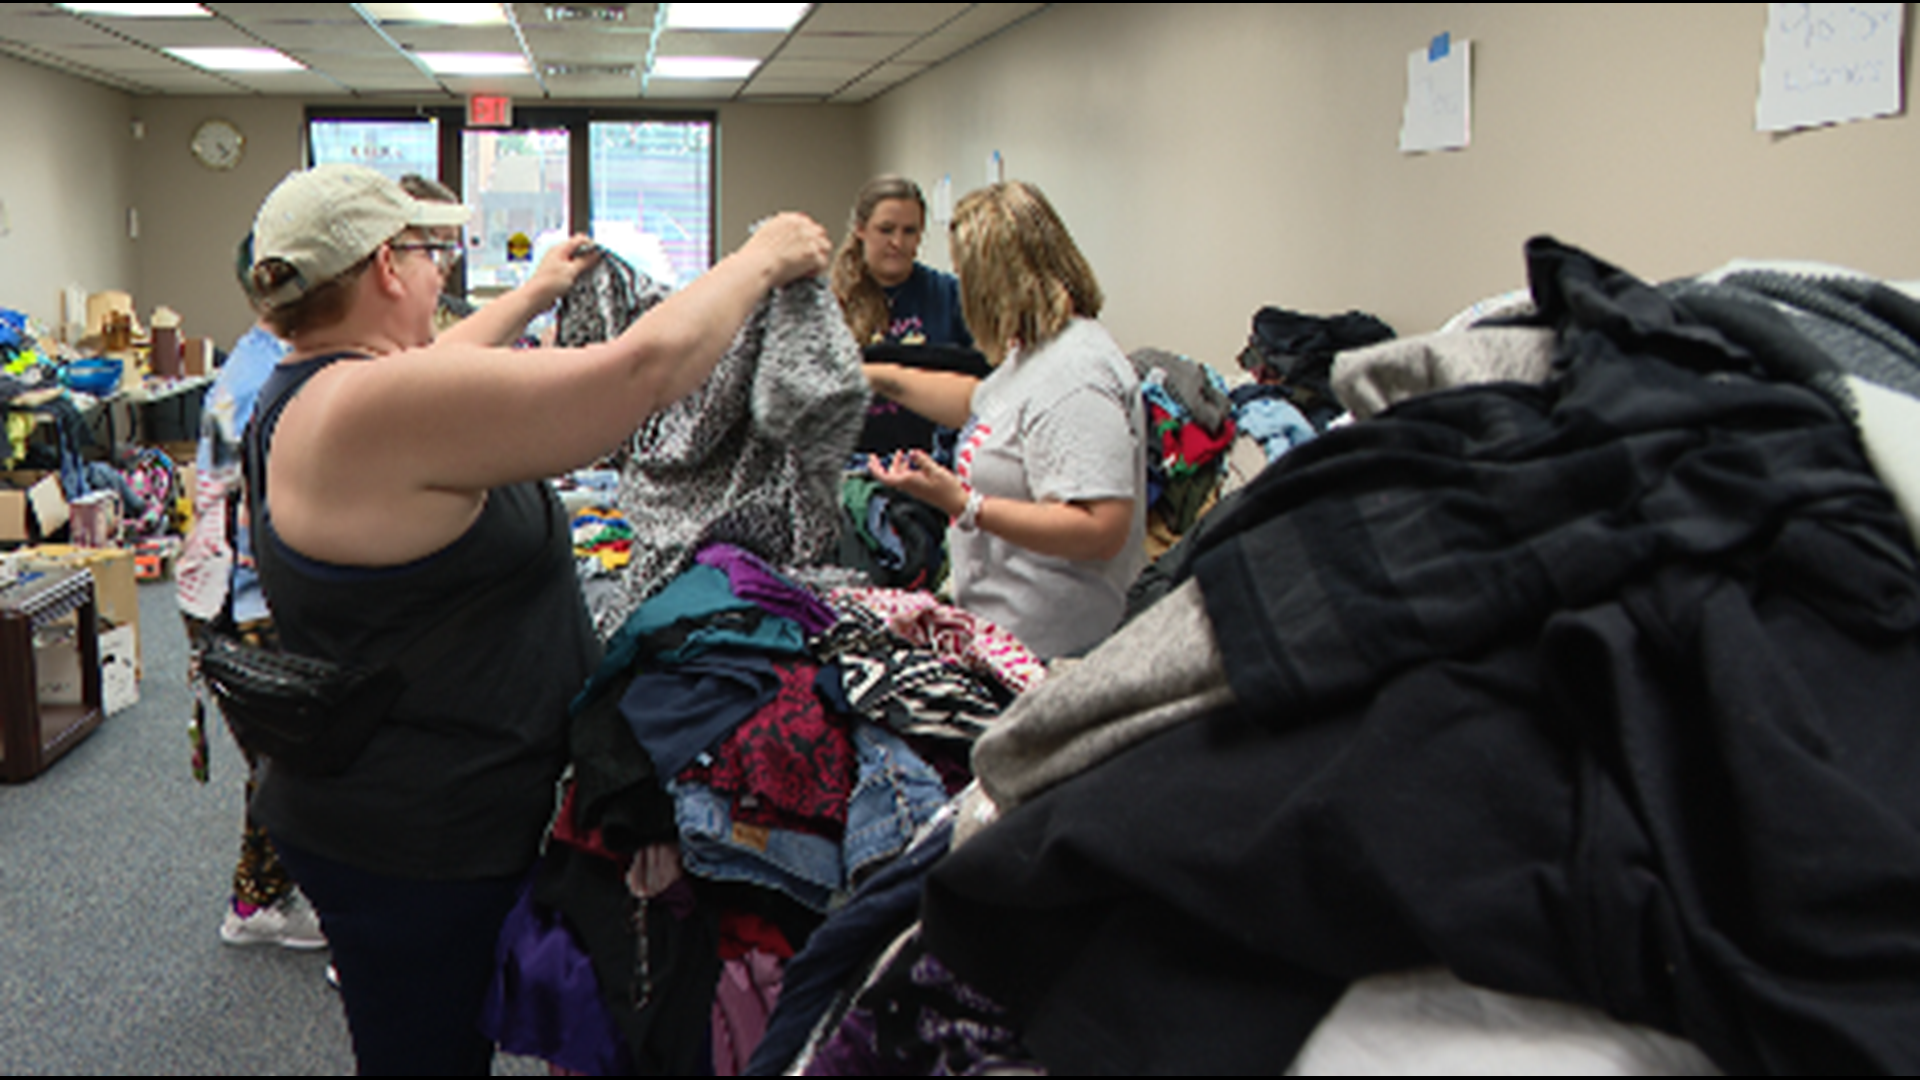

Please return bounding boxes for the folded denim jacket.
[670,722,948,912]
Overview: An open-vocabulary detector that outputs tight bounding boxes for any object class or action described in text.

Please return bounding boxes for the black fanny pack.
[197,635,407,775]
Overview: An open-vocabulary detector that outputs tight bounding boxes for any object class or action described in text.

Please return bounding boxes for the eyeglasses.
[388,240,463,275]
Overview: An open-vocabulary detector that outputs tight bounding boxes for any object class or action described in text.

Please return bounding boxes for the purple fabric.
[697,543,838,634]
[482,879,632,1076]
[801,934,1035,1076]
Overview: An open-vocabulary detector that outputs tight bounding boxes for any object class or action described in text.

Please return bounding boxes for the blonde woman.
[865,181,1145,658]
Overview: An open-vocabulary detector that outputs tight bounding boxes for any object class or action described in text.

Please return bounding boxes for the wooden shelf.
[0,569,104,782]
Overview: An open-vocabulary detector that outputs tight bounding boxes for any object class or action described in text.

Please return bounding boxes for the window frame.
[304,105,719,291]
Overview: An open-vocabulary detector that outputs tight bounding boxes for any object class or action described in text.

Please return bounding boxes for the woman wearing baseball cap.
[237,163,829,1074]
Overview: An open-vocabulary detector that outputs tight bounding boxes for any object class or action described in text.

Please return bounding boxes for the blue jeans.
[668,725,950,912]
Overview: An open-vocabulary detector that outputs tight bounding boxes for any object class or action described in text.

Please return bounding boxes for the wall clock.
[190,118,245,171]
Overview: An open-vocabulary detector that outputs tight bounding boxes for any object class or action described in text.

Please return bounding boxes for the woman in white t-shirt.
[865,181,1146,658]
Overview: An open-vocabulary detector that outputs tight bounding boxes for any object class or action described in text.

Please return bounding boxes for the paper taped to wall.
[1756,2,1905,133]
[1401,35,1471,154]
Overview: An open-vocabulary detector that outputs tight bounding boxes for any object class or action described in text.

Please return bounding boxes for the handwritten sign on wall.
[1401,33,1472,154]
[1756,2,1905,132]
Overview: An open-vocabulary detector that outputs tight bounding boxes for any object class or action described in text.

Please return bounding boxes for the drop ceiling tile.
[366,25,521,53]
[832,60,931,101]
[802,4,970,35]
[0,10,129,47]
[312,73,446,93]
[288,52,424,72]
[870,60,933,81]
[437,73,547,96]
[752,57,871,81]
[205,4,364,21]
[538,73,642,98]
[338,88,449,99]
[219,69,350,94]
[741,75,851,97]
[91,20,261,49]
[0,42,157,91]
[831,80,892,103]
[29,42,184,73]
[228,22,396,52]
[652,30,783,60]
[521,27,651,63]
[895,2,1046,63]
[124,70,251,94]
[780,31,913,62]
[643,78,740,100]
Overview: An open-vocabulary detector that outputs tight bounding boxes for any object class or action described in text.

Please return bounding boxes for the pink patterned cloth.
[711,948,784,1076]
[828,587,1048,695]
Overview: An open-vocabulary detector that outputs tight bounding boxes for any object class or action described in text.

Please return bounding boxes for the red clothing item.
[681,660,855,839]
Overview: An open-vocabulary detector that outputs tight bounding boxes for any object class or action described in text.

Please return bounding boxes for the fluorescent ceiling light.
[363,3,506,26]
[166,47,305,72]
[664,3,809,32]
[415,52,532,76]
[57,3,210,16]
[651,56,760,80]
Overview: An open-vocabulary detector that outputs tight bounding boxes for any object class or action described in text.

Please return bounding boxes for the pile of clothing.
[1127,348,1236,550]
[483,544,1041,1074]
[792,238,1920,1075]
[834,475,948,591]
[1235,305,1394,431]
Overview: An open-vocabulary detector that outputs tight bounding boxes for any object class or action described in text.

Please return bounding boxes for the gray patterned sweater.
[558,260,868,636]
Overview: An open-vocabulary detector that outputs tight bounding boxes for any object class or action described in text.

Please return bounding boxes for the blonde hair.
[831,175,926,344]
[949,181,1102,364]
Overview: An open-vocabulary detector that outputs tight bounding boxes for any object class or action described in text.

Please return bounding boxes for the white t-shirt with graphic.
[951,317,1146,658]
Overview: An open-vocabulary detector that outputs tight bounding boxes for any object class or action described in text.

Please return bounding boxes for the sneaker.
[219,890,328,950]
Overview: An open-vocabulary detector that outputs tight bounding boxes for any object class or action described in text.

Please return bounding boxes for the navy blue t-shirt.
[880,263,973,348]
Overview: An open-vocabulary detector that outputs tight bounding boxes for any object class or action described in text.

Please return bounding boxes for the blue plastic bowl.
[63,357,123,396]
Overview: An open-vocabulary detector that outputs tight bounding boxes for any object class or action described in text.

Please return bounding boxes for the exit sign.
[467,95,513,127]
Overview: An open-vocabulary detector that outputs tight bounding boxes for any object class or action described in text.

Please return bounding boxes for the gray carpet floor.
[0,580,543,1075]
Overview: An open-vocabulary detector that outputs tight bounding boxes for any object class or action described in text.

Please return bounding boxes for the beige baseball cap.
[251,163,471,308]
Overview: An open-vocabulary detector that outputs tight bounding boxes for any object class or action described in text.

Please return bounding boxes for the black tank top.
[246,354,600,879]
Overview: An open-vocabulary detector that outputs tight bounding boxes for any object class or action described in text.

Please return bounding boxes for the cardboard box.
[0,488,26,544]
[0,471,66,544]
[182,337,214,378]
[85,291,134,340]
[27,475,67,538]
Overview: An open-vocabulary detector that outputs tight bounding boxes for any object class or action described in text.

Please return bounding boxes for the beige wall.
[868,3,1920,365]
[717,103,870,254]
[131,97,307,343]
[0,54,136,333]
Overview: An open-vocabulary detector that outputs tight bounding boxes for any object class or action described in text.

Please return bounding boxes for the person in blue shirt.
[176,236,321,950]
